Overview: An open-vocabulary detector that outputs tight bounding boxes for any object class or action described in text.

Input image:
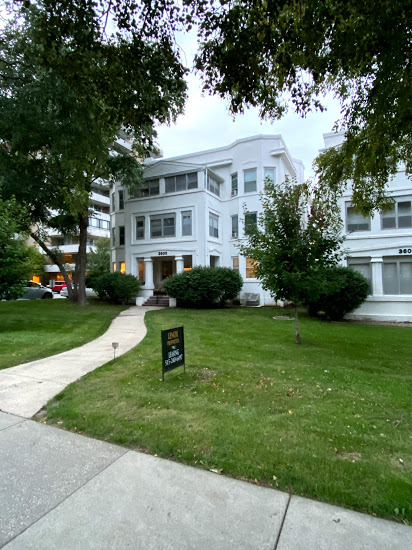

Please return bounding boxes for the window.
[232,256,239,272]
[346,204,370,232]
[89,217,109,229]
[131,179,160,198]
[136,216,145,240]
[244,169,257,193]
[383,260,412,295]
[347,258,372,290]
[246,257,257,278]
[119,226,125,246]
[207,174,220,196]
[150,213,176,238]
[112,228,115,246]
[119,261,126,273]
[118,190,124,210]
[209,213,219,238]
[138,260,144,281]
[231,215,238,238]
[111,193,115,211]
[183,255,192,271]
[231,173,238,196]
[165,172,197,193]
[112,262,117,272]
[182,211,192,236]
[245,212,257,235]
[264,167,276,185]
[381,199,412,229]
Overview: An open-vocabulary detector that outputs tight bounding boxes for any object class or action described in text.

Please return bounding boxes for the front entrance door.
[154,258,174,290]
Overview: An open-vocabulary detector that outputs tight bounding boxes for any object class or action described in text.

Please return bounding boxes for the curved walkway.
[0,306,159,418]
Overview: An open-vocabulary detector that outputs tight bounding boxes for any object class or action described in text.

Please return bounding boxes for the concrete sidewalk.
[0,306,159,418]
[0,412,411,550]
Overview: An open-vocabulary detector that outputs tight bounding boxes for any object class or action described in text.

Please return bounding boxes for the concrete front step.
[143,296,169,307]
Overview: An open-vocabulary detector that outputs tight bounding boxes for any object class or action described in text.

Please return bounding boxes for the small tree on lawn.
[0,197,40,299]
[240,179,343,344]
[86,237,110,276]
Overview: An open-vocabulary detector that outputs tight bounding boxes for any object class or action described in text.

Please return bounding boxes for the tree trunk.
[30,231,74,299]
[294,305,302,344]
[76,213,89,306]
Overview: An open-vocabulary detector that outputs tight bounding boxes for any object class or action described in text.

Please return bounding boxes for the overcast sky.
[155,32,342,179]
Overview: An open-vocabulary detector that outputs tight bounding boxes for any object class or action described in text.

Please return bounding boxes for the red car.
[49,281,66,293]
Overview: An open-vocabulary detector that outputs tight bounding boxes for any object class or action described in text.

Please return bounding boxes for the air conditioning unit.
[231,190,238,196]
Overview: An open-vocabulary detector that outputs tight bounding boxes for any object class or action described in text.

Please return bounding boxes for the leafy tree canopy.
[0,0,189,303]
[195,0,411,213]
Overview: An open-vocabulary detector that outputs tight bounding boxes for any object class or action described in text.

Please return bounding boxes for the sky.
[155,32,342,179]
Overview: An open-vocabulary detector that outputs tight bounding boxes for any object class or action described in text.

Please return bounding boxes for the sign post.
[161,326,185,381]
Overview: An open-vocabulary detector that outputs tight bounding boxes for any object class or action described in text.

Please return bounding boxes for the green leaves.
[195,0,411,211]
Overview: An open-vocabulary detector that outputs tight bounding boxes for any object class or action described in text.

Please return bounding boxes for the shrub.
[90,272,141,304]
[163,266,243,308]
[304,266,370,321]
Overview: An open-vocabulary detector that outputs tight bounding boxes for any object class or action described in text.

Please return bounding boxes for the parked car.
[60,285,96,298]
[21,281,54,300]
[48,281,66,293]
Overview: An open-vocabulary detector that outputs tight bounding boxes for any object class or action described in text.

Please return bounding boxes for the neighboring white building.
[322,132,412,322]
[110,135,304,305]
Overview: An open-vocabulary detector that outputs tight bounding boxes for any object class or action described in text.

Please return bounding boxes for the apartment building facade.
[323,133,412,321]
[110,135,304,305]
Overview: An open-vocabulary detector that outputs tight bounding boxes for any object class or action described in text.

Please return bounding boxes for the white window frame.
[119,225,125,246]
[231,214,239,238]
[231,173,238,196]
[264,167,276,185]
[150,213,176,239]
[381,197,412,230]
[181,211,192,236]
[118,189,124,210]
[135,216,145,240]
[245,257,257,279]
[383,258,412,295]
[209,213,219,238]
[244,211,257,235]
[165,172,198,194]
[346,203,371,232]
[347,258,372,292]
[131,179,160,198]
[244,168,257,193]
[207,174,220,197]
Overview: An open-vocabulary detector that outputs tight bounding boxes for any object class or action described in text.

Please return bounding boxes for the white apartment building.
[323,133,412,322]
[110,135,304,305]
[41,184,110,286]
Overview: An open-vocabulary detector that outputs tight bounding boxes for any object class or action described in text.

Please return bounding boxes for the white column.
[144,258,154,290]
[175,256,184,274]
[371,257,383,296]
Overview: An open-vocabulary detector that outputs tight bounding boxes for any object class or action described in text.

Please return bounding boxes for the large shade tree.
[195,0,411,213]
[0,0,189,304]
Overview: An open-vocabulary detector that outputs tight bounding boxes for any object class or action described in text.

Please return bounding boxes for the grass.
[40,307,412,523]
[0,299,127,370]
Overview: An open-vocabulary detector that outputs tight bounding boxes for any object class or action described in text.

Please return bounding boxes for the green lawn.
[41,307,412,523]
[0,299,127,369]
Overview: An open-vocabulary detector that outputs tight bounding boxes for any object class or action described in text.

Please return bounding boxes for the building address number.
[399,248,412,254]
[158,251,168,256]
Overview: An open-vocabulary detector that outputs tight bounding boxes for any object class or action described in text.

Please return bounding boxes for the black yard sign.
[161,326,185,381]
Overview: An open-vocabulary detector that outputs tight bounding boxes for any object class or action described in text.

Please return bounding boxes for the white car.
[60,285,96,298]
